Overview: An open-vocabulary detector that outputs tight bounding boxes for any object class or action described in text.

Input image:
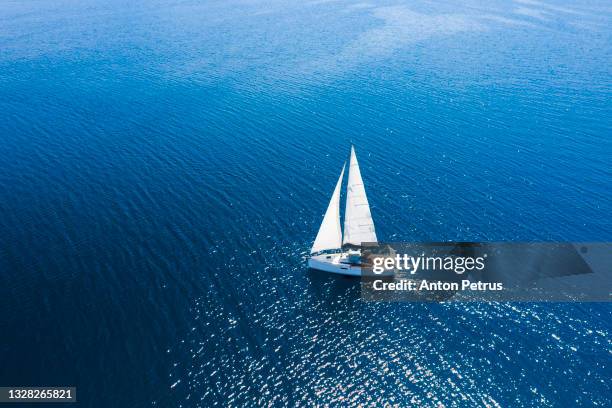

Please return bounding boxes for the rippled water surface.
[1,1,611,406]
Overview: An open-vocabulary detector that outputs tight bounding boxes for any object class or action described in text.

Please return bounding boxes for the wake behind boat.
[308,146,377,276]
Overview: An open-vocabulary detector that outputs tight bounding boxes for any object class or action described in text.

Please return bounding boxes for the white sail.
[311,163,346,254]
[343,146,377,246]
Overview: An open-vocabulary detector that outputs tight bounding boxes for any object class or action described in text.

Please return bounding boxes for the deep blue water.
[1,0,611,406]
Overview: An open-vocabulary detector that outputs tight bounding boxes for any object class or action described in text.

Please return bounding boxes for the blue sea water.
[1,0,611,406]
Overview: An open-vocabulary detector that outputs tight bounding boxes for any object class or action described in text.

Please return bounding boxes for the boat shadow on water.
[305,267,362,306]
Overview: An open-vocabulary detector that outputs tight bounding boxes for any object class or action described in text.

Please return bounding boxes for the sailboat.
[308,146,377,276]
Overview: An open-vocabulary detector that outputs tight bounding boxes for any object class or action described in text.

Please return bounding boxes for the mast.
[310,163,346,254]
[343,146,377,247]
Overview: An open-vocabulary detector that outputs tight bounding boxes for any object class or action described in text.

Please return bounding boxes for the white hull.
[308,253,362,276]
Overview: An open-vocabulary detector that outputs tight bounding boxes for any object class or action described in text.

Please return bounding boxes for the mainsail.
[343,146,377,246]
[310,163,346,254]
